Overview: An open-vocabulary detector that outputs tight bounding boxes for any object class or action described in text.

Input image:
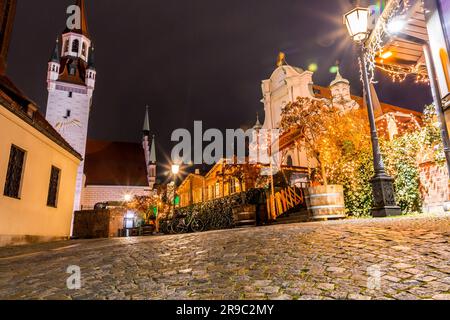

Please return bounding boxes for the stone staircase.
[232,205,256,228]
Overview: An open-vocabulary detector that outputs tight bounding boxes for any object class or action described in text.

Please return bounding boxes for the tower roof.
[143,106,150,133]
[49,39,60,63]
[87,44,95,69]
[330,68,349,87]
[64,0,90,37]
[149,135,157,164]
[253,112,262,130]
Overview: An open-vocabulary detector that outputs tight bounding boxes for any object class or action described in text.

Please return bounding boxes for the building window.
[64,40,69,53]
[47,166,61,208]
[69,66,76,75]
[82,42,87,56]
[287,155,293,167]
[215,182,220,198]
[64,109,71,118]
[3,145,26,199]
[230,179,236,194]
[71,39,79,53]
[68,92,73,98]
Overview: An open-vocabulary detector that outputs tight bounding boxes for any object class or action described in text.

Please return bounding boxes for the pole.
[172,174,176,216]
[360,46,401,217]
[423,43,450,177]
[360,48,386,175]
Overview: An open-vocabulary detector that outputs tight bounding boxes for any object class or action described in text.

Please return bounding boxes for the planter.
[306,185,346,220]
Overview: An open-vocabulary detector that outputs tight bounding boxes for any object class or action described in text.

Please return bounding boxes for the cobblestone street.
[0,215,449,300]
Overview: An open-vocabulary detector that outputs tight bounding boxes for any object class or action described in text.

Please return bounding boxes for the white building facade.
[45,0,95,211]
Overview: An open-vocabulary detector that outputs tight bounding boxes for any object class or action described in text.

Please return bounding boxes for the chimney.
[0,0,17,75]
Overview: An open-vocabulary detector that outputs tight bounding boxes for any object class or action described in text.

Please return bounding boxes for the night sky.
[7,0,432,173]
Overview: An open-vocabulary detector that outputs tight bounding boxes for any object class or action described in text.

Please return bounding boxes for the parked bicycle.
[172,212,205,234]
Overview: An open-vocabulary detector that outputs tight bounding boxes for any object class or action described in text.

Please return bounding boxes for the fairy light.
[364,0,413,84]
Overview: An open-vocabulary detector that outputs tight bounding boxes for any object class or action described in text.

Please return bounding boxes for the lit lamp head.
[343,7,370,43]
[171,164,180,175]
[124,194,132,202]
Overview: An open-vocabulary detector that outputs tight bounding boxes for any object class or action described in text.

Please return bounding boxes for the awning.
[366,0,429,82]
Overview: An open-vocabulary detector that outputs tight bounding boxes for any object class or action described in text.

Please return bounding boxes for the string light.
[365,0,413,84]
[376,63,429,84]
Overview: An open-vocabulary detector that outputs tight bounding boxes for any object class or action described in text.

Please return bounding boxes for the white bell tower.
[45,0,95,211]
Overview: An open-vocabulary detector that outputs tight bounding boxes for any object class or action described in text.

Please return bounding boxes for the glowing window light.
[380,51,393,59]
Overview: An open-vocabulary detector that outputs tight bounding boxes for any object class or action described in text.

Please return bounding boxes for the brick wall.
[81,185,151,209]
[419,162,449,213]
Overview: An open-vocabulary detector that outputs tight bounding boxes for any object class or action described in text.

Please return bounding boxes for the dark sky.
[7,0,432,171]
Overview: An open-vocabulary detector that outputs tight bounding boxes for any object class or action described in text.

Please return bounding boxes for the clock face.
[55,118,81,132]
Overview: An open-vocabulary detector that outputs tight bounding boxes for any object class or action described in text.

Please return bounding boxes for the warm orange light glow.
[380,51,393,59]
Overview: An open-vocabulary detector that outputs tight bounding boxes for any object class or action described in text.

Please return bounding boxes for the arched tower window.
[286,155,293,167]
[82,42,87,57]
[71,39,79,54]
[64,40,69,53]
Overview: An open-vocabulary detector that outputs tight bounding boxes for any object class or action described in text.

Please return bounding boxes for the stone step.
[237,212,256,221]
[235,219,256,228]
[274,211,310,225]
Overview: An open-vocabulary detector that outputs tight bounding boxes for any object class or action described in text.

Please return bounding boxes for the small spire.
[330,66,350,87]
[276,52,286,67]
[87,44,95,69]
[149,135,157,164]
[143,106,150,133]
[253,112,263,130]
[49,38,60,63]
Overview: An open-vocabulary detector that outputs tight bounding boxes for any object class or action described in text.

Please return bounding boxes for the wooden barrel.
[306,185,346,220]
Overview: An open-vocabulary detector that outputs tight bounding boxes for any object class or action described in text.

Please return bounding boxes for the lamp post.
[171,164,180,215]
[344,7,401,217]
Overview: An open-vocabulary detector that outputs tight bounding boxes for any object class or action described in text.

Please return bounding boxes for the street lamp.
[171,164,180,215]
[171,164,180,175]
[344,7,401,217]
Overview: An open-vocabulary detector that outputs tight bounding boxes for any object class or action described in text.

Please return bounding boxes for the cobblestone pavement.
[0,215,449,300]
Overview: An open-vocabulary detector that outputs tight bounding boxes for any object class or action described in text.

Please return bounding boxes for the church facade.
[259,58,422,175]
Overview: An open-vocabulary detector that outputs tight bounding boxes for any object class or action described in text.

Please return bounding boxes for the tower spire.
[150,135,157,164]
[143,106,150,134]
[65,0,89,37]
[253,112,262,130]
[330,66,350,87]
[87,44,95,69]
[49,38,60,62]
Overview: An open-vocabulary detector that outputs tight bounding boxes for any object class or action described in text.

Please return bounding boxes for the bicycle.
[174,213,205,234]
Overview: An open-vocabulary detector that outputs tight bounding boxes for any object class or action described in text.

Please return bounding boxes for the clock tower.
[45,0,96,211]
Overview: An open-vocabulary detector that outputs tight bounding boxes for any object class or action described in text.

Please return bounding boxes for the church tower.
[45,0,96,211]
[142,107,157,189]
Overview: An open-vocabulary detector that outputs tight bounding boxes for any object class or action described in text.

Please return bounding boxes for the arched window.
[71,39,79,54]
[64,40,69,53]
[82,42,87,57]
[286,155,293,167]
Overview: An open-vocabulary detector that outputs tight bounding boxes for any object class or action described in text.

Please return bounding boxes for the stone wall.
[73,208,126,239]
[419,161,449,213]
